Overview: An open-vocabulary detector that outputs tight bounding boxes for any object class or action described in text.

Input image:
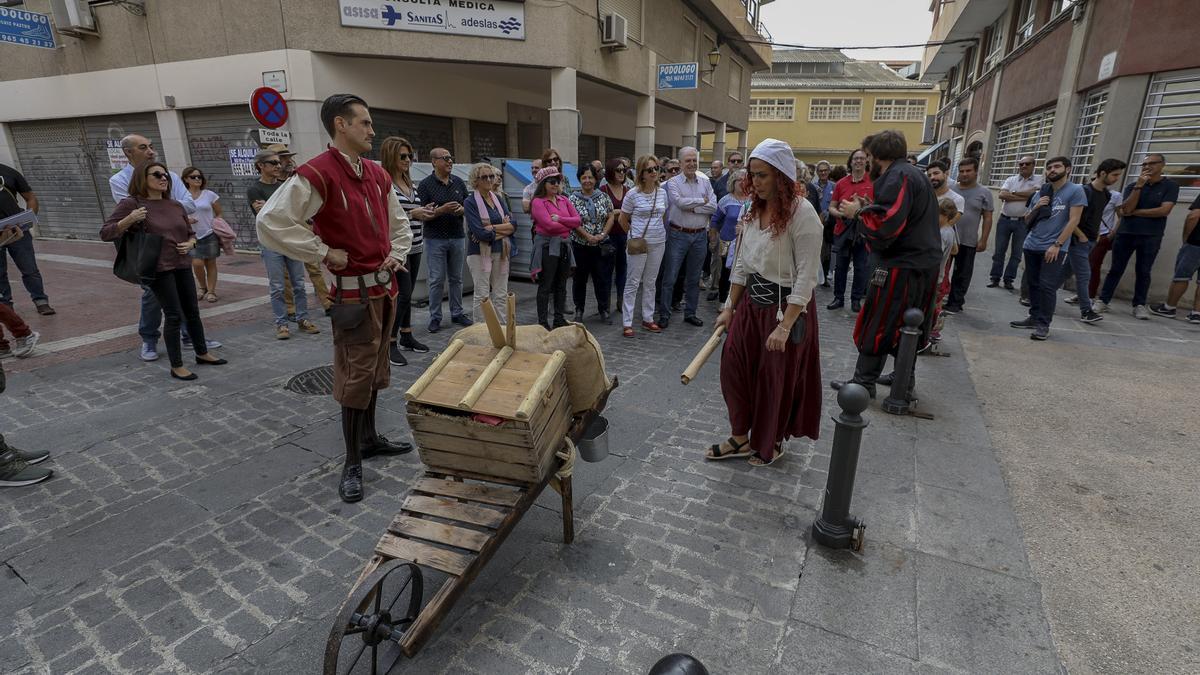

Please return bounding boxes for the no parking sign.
[249,87,288,129]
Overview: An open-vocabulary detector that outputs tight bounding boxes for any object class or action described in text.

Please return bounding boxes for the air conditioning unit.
[949,107,968,129]
[601,13,628,50]
[49,0,97,37]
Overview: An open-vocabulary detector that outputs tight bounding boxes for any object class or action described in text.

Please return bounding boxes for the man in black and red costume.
[830,130,941,399]
[257,94,414,503]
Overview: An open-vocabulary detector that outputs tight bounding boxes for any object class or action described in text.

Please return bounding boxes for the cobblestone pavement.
[2,264,1063,674]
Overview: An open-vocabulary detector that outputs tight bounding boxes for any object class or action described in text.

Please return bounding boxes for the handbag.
[626,189,659,255]
[112,219,162,285]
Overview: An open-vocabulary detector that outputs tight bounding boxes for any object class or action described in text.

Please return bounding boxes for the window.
[599,0,643,42]
[728,59,744,101]
[750,98,796,121]
[809,98,862,122]
[987,107,1056,186]
[701,34,716,85]
[769,62,845,76]
[1069,89,1109,182]
[947,66,959,95]
[873,99,928,122]
[1053,0,1079,16]
[1131,68,1200,199]
[682,18,697,63]
[983,18,1004,70]
[961,46,977,87]
[1015,0,1036,46]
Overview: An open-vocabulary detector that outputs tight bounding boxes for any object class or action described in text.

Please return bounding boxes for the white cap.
[749,138,797,183]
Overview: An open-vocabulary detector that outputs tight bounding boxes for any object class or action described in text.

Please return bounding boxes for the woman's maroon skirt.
[720,296,822,460]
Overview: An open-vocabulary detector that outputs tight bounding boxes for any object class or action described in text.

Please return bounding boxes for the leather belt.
[669,223,706,234]
[334,268,393,291]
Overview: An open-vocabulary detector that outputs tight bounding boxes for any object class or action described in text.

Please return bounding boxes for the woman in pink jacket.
[530,166,580,329]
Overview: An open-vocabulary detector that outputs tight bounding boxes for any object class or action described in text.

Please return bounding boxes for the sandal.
[204,292,218,303]
[197,287,208,300]
[705,437,752,461]
[749,443,785,467]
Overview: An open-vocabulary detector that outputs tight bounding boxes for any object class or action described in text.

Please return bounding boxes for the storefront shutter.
[369,110,455,163]
[469,121,508,162]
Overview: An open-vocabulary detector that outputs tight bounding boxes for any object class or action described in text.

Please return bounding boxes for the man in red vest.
[257,94,414,503]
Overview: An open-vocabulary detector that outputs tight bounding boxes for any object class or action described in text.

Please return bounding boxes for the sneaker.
[1019,297,1031,307]
[205,339,222,350]
[398,333,429,353]
[451,314,473,327]
[428,319,441,333]
[297,319,321,334]
[1031,326,1049,341]
[1095,301,1109,313]
[1064,295,1079,305]
[0,456,52,487]
[388,344,408,367]
[1188,312,1200,325]
[941,307,959,316]
[1132,305,1150,320]
[1080,310,1104,324]
[1003,281,1015,291]
[35,303,55,316]
[1010,317,1035,329]
[12,331,39,358]
[276,325,291,340]
[140,342,159,362]
[0,436,49,465]
[986,279,1000,288]
[1149,303,1177,318]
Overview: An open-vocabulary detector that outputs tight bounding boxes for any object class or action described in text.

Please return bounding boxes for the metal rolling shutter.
[469,121,507,162]
[369,110,454,162]
[605,137,634,160]
[578,134,599,166]
[81,113,160,218]
[655,144,674,159]
[10,120,101,240]
[182,106,264,248]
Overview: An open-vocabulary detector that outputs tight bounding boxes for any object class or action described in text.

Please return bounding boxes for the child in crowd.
[928,197,961,345]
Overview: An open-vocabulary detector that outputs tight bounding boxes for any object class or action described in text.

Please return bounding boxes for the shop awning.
[914,140,949,167]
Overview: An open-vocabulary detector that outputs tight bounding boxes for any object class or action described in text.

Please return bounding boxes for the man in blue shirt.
[1010,156,1086,340]
[1096,153,1179,319]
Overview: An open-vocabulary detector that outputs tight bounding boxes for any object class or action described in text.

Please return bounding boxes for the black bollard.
[648,653,709,675]
[812,383,870,551]
[882,308,924,416]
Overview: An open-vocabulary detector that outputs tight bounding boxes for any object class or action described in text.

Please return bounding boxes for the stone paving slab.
[2,278,1062,674]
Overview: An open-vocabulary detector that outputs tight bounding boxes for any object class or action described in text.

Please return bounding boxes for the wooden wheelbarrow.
[323,295,616,674]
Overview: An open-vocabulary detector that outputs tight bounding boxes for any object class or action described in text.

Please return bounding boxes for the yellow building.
[744,50,940,168]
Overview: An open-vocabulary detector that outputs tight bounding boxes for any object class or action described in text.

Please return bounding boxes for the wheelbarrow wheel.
[324,559,424,675]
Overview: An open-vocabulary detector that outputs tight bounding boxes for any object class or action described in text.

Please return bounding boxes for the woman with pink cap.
[708,138,823,467]
[530,165,581,329]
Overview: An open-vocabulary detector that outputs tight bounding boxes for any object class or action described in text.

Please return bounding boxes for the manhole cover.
[286,365,335,395]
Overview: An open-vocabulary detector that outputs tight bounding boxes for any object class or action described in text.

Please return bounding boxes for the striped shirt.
[393,181,424,252]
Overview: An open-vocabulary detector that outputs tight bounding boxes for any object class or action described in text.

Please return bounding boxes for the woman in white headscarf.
[707,138,824,467]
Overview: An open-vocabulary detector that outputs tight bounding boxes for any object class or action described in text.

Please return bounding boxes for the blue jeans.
[1099,233,1163,306]
[832,229,869,303]
[1024,248,1065,330]
[262,249,308,326]
[140,284,189,344]
[991,216,1027,283]
[659,228,707,320]
[1063,239,1095,313]
[425,236,465,323]
[0,235,48,306]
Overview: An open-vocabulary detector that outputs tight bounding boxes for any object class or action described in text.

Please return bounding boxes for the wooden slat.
[517,351,567,420]
[425,468,532,488]
[530,382,572,452]
[388,515,490,552]
[402,495,507,528]
[459,346,514,409]
[417,448,540,483]
[405,340,464,401]
[533,398,574,468]
[411,430,540,466]
[412,477,523,507]
[375,533,472,576]
[407,410,535,447]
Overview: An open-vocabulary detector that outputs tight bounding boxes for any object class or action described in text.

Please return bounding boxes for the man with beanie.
[257,94,414,503]
[830,130,941,400]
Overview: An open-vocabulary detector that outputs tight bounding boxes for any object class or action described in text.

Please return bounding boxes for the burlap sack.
[451,323,611,414]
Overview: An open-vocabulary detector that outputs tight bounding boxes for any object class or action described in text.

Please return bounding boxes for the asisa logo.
[497,17,521,34]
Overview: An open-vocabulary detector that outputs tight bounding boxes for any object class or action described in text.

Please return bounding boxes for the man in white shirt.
[108,135,217,362]
[990,156,1043,290]
[660,147,717,328]
[927,160,964,216]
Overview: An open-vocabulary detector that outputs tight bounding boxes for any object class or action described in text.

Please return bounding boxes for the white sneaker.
[1064,294,1079,305]
[1133,305,1150,320]
[1094,301,1109,313]
[12,331,39,358]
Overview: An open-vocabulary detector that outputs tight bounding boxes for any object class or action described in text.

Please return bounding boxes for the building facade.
[745,49,939,167]
[922,0,1199,298]
[0,0,772,246]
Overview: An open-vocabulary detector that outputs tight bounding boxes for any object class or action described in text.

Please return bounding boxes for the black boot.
[361,391,413,458]
[339,407,366,503]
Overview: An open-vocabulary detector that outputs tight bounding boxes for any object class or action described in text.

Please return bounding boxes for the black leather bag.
[329,276,375,345]
[112,226,162,285]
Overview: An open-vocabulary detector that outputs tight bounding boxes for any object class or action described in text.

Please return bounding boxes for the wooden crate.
[405,341,572,483]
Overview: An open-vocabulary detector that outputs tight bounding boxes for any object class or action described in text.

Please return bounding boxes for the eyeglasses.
[478,174,497,181]
[729,158,743,164]
[434,155,453,162]
[548,157,561,164]
[643,167,660,174]
[185,174,203,180]
[397,153,414,161]
[614,168,626,173]
[148,171,169,180]
[545,177,561,185]
[668,167,681,174]
[262,160,281,166]
[1018,162,1033,166]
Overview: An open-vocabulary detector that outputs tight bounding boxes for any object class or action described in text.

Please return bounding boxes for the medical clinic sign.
[339,0,525,40]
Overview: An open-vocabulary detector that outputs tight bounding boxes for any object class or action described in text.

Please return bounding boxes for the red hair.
[740,164,798,237]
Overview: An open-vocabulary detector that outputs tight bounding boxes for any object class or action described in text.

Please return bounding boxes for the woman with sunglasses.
[600,158,630,306]
[464,163,517,324]
[181,167,222,303]
[380,137,432,366]
[522,148,571,213]
[101,161,228,381]
[568,163,617,324]
[619,155,669,338]
[530,166,580,329]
